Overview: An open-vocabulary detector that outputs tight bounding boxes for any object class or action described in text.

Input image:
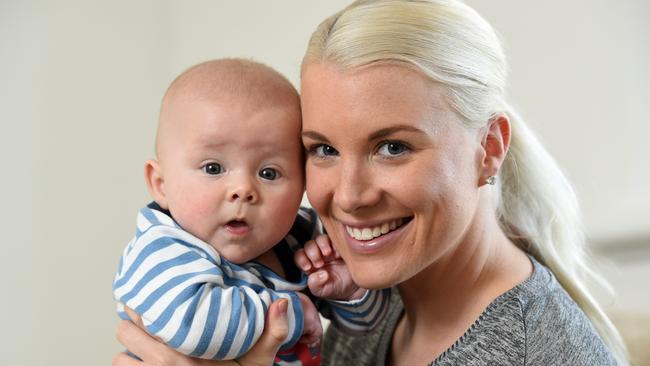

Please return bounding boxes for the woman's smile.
[344,217,409,241]
[338,216,414,253]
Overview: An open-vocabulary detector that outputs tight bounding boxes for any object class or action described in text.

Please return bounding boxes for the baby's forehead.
[157,59,301,155]
[164,97,301,155]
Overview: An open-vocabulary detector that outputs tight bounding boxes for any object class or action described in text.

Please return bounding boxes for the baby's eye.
[259,167,279,180]
[203,163,223,175]
[377,141,410,157]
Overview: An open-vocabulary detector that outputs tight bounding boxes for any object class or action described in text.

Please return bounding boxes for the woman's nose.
[333,159,380,213]
[227,176,258,204]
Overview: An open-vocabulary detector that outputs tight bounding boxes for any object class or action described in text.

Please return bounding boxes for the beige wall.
[1,1,648,365]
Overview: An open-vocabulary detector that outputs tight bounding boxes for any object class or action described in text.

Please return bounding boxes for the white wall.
[468,0,650,242]
[1,1,648,365]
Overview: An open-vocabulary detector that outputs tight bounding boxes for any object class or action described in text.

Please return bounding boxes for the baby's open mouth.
[226,219,248,228]
[225,219,250,235]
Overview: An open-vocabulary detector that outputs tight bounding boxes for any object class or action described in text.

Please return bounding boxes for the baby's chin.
[214,248,259,265]
[210,241,273,265]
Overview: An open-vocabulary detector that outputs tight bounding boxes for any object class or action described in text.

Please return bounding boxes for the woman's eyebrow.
[302,130,331,143]
[367,125,426,141]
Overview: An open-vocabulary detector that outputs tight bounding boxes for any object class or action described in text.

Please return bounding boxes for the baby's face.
[157,94,304,264]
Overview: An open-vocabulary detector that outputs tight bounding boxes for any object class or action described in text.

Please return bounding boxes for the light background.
[1,1,648,365]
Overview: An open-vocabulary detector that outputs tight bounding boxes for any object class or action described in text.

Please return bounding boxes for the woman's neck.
[389,206,532,365]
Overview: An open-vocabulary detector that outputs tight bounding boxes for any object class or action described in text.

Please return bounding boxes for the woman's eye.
[259,167,279,180]
[203,163,223,175]
[377,141,409,157]
[310,144,339,158]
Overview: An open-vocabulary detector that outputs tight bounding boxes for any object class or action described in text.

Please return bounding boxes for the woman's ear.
[479,114,511,186]
[144,159,169,209]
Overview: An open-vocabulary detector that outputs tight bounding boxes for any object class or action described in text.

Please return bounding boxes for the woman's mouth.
[344,218,409,241]
[340,216,413,254]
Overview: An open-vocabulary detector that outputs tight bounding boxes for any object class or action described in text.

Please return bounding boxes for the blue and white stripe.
[327,288,392,334]
[113,206,306,360]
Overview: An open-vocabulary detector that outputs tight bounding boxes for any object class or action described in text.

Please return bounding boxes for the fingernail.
[278,299,288,315]
[317,271,327,281]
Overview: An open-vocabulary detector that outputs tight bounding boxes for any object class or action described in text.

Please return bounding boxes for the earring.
[486,176,496,185]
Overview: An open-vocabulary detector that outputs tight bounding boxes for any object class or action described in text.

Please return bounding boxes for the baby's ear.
[144,159,168,209]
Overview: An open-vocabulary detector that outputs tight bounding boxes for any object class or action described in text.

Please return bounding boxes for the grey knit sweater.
[321,257,616,365]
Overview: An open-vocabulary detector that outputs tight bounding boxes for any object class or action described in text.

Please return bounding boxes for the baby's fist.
[294,235,365,301]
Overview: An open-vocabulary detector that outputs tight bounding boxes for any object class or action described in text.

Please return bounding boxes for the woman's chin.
[350,266,401,290]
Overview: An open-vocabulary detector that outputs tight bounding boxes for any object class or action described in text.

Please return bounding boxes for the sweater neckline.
[378,255,542,366]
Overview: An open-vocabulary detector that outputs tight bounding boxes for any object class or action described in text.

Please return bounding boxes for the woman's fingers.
[116,320,174,365]
[112,352,144,366]
[124,306,145,329]
[124,306,166,344]
[237,299,289,366]
[116,303,286,366]
[265,298,290,344]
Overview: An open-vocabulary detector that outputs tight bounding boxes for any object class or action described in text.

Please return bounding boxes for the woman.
[114,1,627,365]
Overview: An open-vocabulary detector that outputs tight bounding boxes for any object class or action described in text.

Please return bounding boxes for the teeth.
[353,228,362,238]
[345,219,407,241]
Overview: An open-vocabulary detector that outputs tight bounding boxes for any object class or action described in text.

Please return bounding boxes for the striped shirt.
[113,204,390,362]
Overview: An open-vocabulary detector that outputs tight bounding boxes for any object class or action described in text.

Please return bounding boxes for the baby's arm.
[294,234,391,334]
[113,226,306,360]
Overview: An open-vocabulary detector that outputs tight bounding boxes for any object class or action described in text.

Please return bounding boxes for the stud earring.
[486,176,496,185]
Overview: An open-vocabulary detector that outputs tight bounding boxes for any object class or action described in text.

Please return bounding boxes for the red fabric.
[276,342,321,366]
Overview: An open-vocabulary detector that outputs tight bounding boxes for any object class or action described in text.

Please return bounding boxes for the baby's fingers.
[309,270,329,288]
[313,235,333,257]
[304,240,325,268]
[294,249,313,272]
[307,270,335,298]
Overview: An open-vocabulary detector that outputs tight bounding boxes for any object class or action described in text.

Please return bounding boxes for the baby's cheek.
[173,203,211,239]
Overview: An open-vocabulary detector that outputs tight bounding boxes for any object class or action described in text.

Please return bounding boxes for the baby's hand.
[297,292,323,344]
[294,235,366,301]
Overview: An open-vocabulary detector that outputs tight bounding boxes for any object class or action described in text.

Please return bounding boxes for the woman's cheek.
[305,164,331,213]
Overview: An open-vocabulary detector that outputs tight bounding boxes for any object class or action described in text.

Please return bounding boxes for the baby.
[113,59,389,365]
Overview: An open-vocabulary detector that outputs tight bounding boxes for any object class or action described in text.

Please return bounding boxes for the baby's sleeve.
[113,226,304,360]
[324,288,392,334]
[290,207,391,334]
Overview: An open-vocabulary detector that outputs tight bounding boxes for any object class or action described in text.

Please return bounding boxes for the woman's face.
[301,63,486,289]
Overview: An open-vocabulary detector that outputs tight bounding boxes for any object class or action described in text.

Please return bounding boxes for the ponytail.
[499,106,628,365]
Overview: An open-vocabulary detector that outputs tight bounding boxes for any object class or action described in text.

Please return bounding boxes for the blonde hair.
[303,0,628,363]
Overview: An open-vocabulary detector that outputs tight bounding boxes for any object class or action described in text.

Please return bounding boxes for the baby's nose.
[227,179,258,204]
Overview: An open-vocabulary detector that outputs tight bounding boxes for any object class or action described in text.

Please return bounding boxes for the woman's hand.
[113,299,290,366]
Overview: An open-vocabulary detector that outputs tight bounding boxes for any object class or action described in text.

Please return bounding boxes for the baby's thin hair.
[154,58,300,157]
